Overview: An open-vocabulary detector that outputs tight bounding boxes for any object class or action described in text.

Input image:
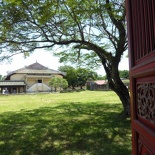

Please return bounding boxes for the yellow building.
[0,62,64,94]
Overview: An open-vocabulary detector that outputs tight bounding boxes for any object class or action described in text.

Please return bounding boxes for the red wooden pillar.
[126,0,155,154]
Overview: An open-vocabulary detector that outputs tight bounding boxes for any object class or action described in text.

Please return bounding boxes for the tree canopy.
[58,66,98,89]
[0,0,130,117]
[76,68,98,89]
[0,0,126,61]
[59,66,78,89]
[119,70,129,79]
[49,77,68,92]
[0,75,3,80]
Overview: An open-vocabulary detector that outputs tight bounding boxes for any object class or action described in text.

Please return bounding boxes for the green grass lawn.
[0,91,131,155]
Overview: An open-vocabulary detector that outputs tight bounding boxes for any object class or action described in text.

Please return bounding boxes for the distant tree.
[59,66,98,89]
[0,75,3,80]
[49,77,68,92]
[96,75,106,80]
[49,77,59,92]
[59,78,68,90]
[119,70,129,79]
[76,68,98,89]
[58,66,77,89]
[58,66,74,74]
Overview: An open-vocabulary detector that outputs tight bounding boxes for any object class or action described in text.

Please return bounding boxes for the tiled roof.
[0,81,25,86]
[94,80,107,85]
[16,69,60,74]
[25,62,48,70]
[6,62,65,77]
[25,75,52,78]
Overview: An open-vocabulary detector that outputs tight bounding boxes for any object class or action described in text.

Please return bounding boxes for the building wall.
[10,87,25,93]
[26,78,36,88]
[1,86,25,94]
[43,78,51,86]
[54,75,63,78]
[8,73,63,92]
[26,77,51,88]
[10,74,25,80]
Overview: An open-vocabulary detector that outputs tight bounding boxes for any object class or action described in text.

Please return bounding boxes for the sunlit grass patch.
[0,91,131,155]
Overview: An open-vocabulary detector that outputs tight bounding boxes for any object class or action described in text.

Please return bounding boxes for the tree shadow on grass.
[0,102,131,155]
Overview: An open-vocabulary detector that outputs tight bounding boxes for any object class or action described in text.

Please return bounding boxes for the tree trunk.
[102,58,130,118]
[109,78,130,117]
[109,76,130,117]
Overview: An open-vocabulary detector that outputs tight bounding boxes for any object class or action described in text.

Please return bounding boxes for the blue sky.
[0,49,129,76]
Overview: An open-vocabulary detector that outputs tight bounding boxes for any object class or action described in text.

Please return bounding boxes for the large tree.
[0,75,3,81]
[119,70,129,79]
[49,77,68,92]
[59,66,98,89]
[59,66,78,89]
[0,0,130,117]
[76,68,98,89]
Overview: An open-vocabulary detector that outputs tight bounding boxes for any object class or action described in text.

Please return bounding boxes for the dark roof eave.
[0,80,26,86]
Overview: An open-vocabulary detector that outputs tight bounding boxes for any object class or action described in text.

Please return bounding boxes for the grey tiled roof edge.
[6,62,65,77]
[0,80,26,86]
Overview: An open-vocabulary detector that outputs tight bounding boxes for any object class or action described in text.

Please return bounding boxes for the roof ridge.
[25,62,48,70]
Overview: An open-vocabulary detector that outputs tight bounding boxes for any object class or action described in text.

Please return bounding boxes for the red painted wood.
[126,0,155,154]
